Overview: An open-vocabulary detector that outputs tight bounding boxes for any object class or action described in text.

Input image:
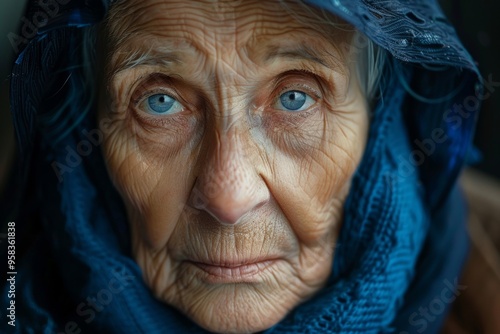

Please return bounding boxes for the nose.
[188,133,269,225]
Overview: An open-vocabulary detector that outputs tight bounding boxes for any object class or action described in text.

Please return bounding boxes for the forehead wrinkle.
[105,0,351,71]
[105,0,348,52]
[243,25,350,76]
[106,1,239,49]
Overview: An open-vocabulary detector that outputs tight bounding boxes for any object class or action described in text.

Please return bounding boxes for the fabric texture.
[1,0,481,333]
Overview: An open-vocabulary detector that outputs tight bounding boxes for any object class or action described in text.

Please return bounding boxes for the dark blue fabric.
[1,0,480,333]
[390,185,470,334]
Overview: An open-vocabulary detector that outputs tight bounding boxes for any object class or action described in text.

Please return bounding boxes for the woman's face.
[99,0,368,332]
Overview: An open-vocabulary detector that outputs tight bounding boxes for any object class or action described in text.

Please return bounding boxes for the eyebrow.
[264,44,340,71]
[109,41,342,81]
[109,46,183,79]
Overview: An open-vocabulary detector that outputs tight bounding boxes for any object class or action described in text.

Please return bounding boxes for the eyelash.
[133,88,178,107]
[276,83,320,101]
[269,71,323,110]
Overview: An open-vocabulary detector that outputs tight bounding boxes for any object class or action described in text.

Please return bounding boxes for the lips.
[187,258,278,283]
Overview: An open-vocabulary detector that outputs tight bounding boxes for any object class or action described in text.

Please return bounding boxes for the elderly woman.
[1,0,495,333]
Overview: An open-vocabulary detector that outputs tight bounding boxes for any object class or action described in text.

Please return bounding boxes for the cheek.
[264,99,369,245]
[98,109,198,248]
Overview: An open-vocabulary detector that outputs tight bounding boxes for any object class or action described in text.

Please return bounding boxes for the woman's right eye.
[140,93,184,115]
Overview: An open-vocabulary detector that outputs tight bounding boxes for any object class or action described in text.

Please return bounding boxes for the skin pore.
[98,0,369,332]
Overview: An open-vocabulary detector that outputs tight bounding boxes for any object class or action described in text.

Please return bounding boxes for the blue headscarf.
[1,0,480,333]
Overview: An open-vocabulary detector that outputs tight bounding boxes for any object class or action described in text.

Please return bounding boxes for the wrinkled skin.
[98,0,369,332]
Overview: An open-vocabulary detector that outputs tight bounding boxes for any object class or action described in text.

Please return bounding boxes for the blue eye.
[277,90,314,111]
[143,94,183,115]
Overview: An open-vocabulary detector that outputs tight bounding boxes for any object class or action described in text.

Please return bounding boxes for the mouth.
[186,258,279,283]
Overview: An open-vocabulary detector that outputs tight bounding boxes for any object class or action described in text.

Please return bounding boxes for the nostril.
[188,185,212,212]
[205,205,246,225]
[253,199,266,211]
[190,184,269,225]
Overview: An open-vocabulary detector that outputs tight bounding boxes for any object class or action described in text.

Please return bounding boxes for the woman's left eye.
[275,90,315,112]
[140,93,184,115]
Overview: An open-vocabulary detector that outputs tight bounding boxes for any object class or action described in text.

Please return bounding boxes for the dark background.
[440,0,500,180]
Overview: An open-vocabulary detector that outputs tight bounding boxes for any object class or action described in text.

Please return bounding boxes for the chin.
[148,257,333,334]
[178,283,294,333]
